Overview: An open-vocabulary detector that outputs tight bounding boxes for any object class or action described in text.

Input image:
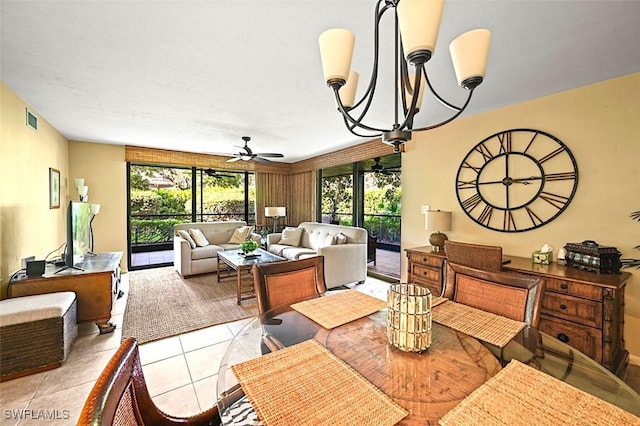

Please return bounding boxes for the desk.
[8,252,122,333]
[217,303,640,424]
[406,246,630,377]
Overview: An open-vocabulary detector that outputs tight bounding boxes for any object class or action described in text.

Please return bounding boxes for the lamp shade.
[319,28,356,84]
[74,178,85,188]
[265,207,286,218]
[404,72,425,111]
[397,0,445,62]
[449,28,491,88]
[425,210,451,232]
[90,203,101,215]
[338,71,359,109]
[78,185,89,197]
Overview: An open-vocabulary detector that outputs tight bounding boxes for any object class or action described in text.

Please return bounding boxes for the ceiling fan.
[203,168,236,178]
[370,157,397,175]
[226,136,284,164]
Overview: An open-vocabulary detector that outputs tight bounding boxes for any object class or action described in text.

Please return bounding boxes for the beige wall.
[0,82,69,298]
[69,141,127,265]
[401,72,640,359]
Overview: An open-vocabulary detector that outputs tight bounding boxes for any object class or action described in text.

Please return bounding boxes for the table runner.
[232,339,408,426]
[439,359,640,425]
[432,301,525,347]
[291,290,387,329]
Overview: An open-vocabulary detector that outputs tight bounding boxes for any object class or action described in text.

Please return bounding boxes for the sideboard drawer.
[544,278,601,301]
[411,264,441,283]
[408,277,441,297]
[541,292,602,328]
[408,252,444,268]
[539,315,602,362]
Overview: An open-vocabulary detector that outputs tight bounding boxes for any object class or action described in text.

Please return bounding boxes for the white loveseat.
[266,222,368,289]
[173,221,260,277]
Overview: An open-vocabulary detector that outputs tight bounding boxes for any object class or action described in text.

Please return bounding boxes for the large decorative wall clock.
[455,128,578,232]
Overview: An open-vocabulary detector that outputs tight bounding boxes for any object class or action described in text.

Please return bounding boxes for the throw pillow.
[309,232,335,250]
[278,227,303,247]
[228,226,254,244]
[177,230,196,249]
[189,228,210,247]
[335,232,348,245]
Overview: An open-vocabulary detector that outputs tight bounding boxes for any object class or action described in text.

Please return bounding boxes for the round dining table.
[217,302,640,425]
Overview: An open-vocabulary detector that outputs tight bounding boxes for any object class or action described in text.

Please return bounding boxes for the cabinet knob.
[422,257,427,262]
[560,283,568,290]
[557,333,570,343]
[560,304,567,310]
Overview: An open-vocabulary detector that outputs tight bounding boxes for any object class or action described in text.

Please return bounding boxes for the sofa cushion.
[228,226,254,244]
[191,245,222,260]
[280,247,317,260]
[177,230,197,249]
[189,228,210,247]
[308,231,335,250]
[279,227,303,246]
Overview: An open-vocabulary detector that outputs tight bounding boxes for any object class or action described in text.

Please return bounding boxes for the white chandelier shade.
[396,0,445,63]
[318,0,492,153]
[449,28,491,88]
[319,28,355,84]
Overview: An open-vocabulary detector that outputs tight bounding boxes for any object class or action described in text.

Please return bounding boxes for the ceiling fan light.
[337,70,359,109]
[319,28,356,86]
[397,0,444,64]
[449,28,491,89]
[240,155,252,161]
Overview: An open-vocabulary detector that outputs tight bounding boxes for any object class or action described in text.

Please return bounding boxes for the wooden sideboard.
[405,246,630,377]
[8,252,122,333]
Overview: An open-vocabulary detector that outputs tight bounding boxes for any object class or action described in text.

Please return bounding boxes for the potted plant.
[622,210,640,269]
[241,239,259,256]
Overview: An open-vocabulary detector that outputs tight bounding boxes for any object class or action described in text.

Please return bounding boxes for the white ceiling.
[2,1,639,163]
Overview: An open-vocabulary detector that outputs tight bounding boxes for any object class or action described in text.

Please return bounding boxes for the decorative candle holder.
[387,283,432,352]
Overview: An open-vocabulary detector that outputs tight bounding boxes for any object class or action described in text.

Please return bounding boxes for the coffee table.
[217,249,286,305]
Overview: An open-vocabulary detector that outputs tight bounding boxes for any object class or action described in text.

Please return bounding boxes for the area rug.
[122,267,258,344]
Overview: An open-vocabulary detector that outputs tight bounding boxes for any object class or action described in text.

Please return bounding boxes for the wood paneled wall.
[255,173,290,227]
[289,171,316,226]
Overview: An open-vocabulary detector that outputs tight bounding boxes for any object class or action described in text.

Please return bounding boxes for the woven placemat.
[291,290,387,329]
[232,339,408,426]
[432,301,525,347]
[439,360,640,425]
[431,296,448,308]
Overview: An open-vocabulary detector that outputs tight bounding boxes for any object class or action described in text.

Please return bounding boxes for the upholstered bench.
[0,292,78,382]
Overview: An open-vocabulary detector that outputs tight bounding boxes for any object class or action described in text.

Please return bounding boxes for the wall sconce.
[265,207,286,233]
[425,210,451,251]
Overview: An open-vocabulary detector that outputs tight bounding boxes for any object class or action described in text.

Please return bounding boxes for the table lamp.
[425,210,451,251]
[265,207,286,233]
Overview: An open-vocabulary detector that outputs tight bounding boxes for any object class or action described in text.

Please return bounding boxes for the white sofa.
[173,221,260,277]
[266,222,368,289]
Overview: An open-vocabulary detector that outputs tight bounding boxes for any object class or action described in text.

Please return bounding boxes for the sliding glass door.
[127,164,255,270]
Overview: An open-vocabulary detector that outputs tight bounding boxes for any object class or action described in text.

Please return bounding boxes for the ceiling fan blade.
[253,157,273,164]
[226,157,242,163]
[254,153,284,158]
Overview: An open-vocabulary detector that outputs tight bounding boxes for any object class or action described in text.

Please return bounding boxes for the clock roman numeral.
[461,193,483,211]
[503,210,517,231]
[524,206,544,227]
[545,171,576,181]
[523,131,540,154]
[498,131,512,154]
[539,191,569,209]
[461,161,481,173]
[539,146,567,164]
[457,179,477,190]
[473,142,495,162]
[478,205,493,226]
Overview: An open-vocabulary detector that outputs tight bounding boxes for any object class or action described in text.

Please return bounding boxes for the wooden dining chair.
[443,261,543,328]
[252,256,328,315]
[78,337,221,426]
[444,240,504,271]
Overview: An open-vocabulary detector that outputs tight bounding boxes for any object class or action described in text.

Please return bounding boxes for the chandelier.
[319,0,491,153]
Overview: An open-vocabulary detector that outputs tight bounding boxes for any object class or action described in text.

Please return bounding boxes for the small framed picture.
[49,167,60,209]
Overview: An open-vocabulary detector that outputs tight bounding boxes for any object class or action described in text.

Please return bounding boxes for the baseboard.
[629,353,640,367]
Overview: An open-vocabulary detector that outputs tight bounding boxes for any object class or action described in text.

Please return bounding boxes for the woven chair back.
[445,241,503,271]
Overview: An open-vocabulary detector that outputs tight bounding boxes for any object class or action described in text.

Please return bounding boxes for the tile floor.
[1,273,639,425]
[0,273,391,425]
